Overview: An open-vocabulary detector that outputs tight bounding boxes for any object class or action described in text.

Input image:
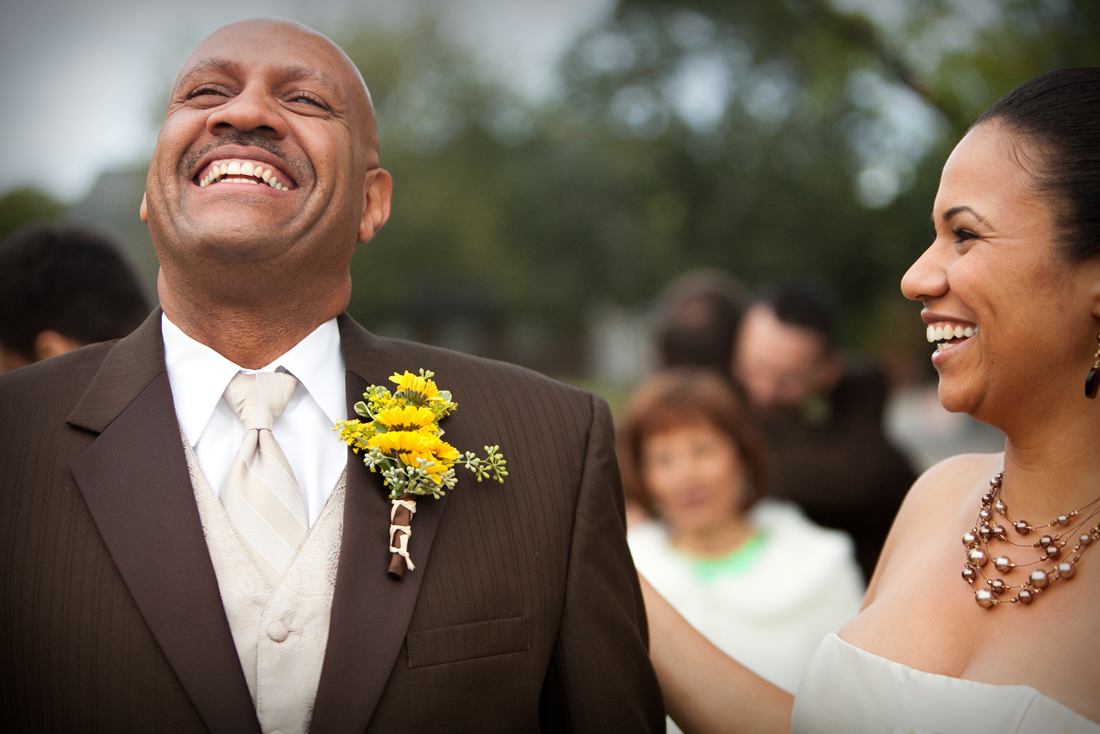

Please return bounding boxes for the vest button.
[267,620,289,642]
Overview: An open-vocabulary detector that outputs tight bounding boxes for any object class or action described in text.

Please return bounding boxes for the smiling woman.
[618,368,863,732]
[638,69,1100,734]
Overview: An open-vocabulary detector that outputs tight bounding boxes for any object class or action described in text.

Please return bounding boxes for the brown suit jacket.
[0,311,663,733]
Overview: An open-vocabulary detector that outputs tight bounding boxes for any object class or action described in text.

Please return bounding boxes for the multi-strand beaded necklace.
[962,471,1100,607]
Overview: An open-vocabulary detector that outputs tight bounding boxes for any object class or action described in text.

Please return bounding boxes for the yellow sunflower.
[373,405,437,431]
[369,430,430,455]
[390,371,442,402]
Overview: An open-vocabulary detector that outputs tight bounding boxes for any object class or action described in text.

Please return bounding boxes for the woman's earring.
[1086,333,1100,399]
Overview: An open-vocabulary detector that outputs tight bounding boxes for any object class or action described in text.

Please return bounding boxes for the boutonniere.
[336,370,507,577]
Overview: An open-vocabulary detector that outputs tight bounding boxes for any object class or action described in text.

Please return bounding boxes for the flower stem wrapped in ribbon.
[336,370,507,577]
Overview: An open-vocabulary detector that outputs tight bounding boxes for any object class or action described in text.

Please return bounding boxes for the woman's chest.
[841,528,1100,722]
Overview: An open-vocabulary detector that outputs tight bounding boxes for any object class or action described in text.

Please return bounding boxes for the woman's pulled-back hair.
[617,367,769,519]
[974,67,1100,261]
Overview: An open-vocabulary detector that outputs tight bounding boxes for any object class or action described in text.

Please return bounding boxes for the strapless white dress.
[792,634,1100,734]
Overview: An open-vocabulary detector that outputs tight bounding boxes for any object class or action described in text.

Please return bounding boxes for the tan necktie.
[220,371,308,587]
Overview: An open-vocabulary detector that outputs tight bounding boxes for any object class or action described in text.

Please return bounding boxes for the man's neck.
[157,266,350,368]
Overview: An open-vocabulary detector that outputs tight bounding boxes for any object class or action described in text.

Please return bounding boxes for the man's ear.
[358,168,392,243]
[33,330,83,361]
[139,192,148,223]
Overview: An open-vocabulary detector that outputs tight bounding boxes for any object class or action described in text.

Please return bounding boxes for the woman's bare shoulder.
[906,452,1004,512]
[864,452,1003,601]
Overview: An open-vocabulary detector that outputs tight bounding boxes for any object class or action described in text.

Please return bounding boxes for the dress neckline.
[827,633,1099,727]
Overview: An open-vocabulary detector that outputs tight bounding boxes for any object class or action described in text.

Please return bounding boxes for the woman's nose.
[901,238,949,303]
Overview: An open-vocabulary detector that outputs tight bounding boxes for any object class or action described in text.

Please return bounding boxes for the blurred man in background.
[654,269,749,377]
[733,282,915,580]
[0,224,150,375]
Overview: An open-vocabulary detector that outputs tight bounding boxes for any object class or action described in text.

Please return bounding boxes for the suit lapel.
[67,311,261,734]
[310,316,449,734]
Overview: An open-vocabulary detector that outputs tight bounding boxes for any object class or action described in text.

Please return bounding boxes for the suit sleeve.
[538,395,666,732]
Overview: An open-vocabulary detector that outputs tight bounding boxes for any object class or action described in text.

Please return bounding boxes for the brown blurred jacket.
[0,311,662,734]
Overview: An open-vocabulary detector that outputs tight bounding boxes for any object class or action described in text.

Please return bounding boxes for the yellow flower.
[421,435,461,464]
[335,420,375,452]
[369,430,430,455]
[390,371,442,402]
[373,405,437,431]
[401,450,450,483]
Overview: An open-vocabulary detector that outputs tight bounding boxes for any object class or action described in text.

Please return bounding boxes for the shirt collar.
[162,313,346,445]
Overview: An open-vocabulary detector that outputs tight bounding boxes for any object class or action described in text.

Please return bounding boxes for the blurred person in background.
[618,368,863,727]
[654,269,750,376]
[733,282,916,580]
[0,224,150,375]
[619,269,751,528]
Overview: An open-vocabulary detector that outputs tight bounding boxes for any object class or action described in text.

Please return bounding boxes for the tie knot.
[224,371,300,431]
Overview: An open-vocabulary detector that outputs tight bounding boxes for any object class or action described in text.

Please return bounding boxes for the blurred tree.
[547,0,1100,359]
[61,2,1088,378]
[0,187,65,241]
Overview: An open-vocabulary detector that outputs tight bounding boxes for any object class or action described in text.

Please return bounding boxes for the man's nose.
[206,85,287,138]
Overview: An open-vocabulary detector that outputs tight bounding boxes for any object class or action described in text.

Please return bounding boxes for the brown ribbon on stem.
[388,492,418,578]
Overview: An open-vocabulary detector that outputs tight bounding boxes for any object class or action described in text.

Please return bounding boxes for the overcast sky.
[0,0,613,201]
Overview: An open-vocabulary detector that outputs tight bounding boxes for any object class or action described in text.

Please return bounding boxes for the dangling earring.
[1086,333,1100,399]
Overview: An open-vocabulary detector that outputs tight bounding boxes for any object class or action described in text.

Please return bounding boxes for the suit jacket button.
[267,621,289,642]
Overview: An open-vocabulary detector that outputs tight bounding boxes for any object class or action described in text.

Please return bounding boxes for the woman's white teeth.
[198,159,289,190]
[926,323,978,346]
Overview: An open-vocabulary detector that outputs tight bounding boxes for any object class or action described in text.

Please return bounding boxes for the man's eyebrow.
[177,57,241,83]
[932,205,986,225]
[177,58,340,92]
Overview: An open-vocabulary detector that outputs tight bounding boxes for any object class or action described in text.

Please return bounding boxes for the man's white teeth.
[198,159,289,190]
[926,324,978,345]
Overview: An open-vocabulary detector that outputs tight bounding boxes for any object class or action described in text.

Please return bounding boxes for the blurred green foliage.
[5,0,1095,378]
[0,187,65,241]
[334,0,1100,375]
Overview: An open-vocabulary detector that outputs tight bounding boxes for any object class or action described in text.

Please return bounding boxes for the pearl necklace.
[962,471,1100,608]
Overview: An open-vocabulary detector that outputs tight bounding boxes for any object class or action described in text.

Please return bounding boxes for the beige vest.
[182,436,345,734]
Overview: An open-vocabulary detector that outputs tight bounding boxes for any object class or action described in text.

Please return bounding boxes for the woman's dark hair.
[617,367,770,519]
[973,68,1100,261]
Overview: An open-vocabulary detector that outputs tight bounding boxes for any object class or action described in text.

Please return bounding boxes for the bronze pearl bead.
[968,548,989,568]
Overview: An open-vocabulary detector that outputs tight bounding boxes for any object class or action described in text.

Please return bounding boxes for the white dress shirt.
[162,314,347,527]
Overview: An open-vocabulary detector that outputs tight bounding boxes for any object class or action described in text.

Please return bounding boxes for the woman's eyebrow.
[937,205,986,224]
